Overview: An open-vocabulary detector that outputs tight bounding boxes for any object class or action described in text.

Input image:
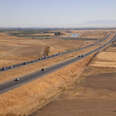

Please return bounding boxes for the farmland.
[0,29,115,115]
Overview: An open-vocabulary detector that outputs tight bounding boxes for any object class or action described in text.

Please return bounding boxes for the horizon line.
[0,26,116,29]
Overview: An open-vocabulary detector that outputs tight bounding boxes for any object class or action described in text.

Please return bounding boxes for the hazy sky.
[0,0,116,27]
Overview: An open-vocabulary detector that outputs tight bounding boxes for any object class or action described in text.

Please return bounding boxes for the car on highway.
[1,67,5,71]
[41,68,45,71]
[22,62,26,65]
[78,55,84,58]
[14,78,20,81]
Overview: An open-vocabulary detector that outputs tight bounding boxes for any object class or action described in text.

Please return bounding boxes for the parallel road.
[0,33,111,72]
[0,33,115,94]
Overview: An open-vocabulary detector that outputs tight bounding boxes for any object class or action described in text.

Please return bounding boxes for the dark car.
[41,68,45,71]
[23,62,27,65]
[78,55,84,58]
[1,67,5,71]
[14,78,20,81]
[42,56,46,59]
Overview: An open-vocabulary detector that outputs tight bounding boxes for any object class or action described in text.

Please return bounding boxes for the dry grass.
[0,54,94,115]
[0,30,111,68]
[0,34,47,67]
[0,44,93,83]
[91,45,116,68]
[0,30,114,115]
[0,36,107,84]
[0,33,90,67]
[0,32,114,83]
[71,30,110,39]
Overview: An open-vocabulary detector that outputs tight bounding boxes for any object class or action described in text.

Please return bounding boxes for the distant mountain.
[81,20,116,27]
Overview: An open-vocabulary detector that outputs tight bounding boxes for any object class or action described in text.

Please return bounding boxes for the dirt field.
[90,42,116,68]
[0,30,114,115]
[0,30,109,68]
[0,32,92,67]
[0,31,112,83]
[71,30,111,39]
[31,42,116,116]
[0,53,94,115]
[0,30,109,84]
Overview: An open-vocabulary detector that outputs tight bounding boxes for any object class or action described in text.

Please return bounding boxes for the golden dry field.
[0,53,94,115]
[0,30,103,68]
[0,30,114,115]
[0,30,109,83]
[90,42,116,68]
[0,31,92,67]
[32,36,116,116]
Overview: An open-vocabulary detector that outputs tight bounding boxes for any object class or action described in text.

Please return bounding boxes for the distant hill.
[82,20,116,27]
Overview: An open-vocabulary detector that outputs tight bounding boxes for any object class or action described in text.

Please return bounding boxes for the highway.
[0,33,111,72]
[0,33,115,94]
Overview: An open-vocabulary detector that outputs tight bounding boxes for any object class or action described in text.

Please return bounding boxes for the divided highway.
[0,33,115,94]
[0,33,111,72]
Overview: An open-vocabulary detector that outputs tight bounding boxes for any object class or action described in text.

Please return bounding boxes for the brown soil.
[31,43,116,116]
[0,31,113,83]
[0,32,91,67]
[90,43,116,68]
[0,31,114,115]
[0,53,93,115]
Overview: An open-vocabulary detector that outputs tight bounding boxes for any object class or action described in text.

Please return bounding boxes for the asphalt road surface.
[0,33,115,94]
